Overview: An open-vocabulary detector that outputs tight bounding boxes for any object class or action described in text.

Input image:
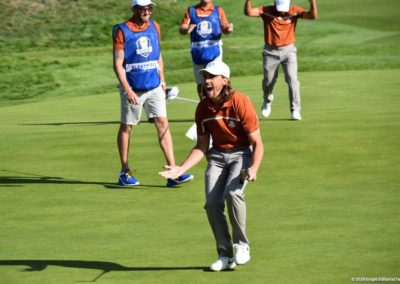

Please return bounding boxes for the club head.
[166,86,179,101]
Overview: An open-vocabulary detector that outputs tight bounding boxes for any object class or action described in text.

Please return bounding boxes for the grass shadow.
[259,118,295,122]
[0,260,208,282]
[0,173,167,190]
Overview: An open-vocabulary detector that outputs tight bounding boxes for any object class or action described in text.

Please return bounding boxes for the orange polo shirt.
[181,3,229,29]
[113,18,161,50]
[195,91,259,150]
[259,5,306,47]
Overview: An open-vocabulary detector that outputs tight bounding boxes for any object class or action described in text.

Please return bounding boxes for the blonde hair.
[220,81,235,102]
[201,80,235,102]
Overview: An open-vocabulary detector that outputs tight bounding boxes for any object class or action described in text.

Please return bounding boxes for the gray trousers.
[262,43,301,112]
[204,147,252,258]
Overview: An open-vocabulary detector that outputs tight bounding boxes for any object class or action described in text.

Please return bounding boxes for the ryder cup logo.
[228,120,236,128]
[136,36,153,57]
[197,21,213,38]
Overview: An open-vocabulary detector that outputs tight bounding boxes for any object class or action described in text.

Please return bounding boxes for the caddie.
[112,0,193,187]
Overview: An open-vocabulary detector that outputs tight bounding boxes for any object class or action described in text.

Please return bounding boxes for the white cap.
[275,0,290,12]
[132,0,156,7]
[199,61,230,79]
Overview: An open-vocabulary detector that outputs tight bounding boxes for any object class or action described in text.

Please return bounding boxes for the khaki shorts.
[119,85,167,125]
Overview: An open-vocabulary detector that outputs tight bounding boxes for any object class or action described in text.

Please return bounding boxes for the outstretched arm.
[244,0,262,17]
[301,0,318,20]
[159,134,210,179]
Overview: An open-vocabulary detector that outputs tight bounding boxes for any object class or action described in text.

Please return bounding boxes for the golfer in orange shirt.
[160,61,264,271]
[244,0,318,120]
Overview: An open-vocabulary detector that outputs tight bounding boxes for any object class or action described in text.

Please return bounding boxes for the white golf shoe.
[234,243,251,265]
[290,111,302,121]
[261,94,274,118]
[209,256,236,271]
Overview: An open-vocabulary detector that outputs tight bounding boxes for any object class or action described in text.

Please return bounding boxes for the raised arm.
[219,7,234,34]
[179,23,196,35]
[179,8,196,35]
[244,0,262,17]
[301,0,318,20]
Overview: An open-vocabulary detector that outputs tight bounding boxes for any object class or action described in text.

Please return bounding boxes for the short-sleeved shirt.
[259,5,306,47]
[113,18,161,50]
[181,3,229,29]
[195,91,259,150]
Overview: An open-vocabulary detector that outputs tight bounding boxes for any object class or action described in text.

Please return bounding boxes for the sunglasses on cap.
[135,5,153,12]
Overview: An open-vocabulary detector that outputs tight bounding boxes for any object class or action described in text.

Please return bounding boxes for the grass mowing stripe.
[2,0,400,107]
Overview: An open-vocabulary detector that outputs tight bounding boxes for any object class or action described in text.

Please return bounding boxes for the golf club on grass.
[166,87,199,104]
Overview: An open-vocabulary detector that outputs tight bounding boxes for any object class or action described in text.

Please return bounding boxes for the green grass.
[0,69,399,283]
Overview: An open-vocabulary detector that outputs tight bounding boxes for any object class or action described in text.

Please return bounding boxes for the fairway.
[1,69,399,283]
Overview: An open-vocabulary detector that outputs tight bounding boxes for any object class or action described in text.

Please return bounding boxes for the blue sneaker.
[166,173,194,187]
[118,170,140,186]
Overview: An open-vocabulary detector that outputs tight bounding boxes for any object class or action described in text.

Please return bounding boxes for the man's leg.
[262,46,280,102]
[117,123,140,186]
[224,149,252,246]
[117,123,132,171]
[224,148,252,265]
[260,46,281,117]
[153,117,175,167]
[205,149,233,258]
[282,44,301,113]
[118,83,142,171]
[145,86,192,185]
